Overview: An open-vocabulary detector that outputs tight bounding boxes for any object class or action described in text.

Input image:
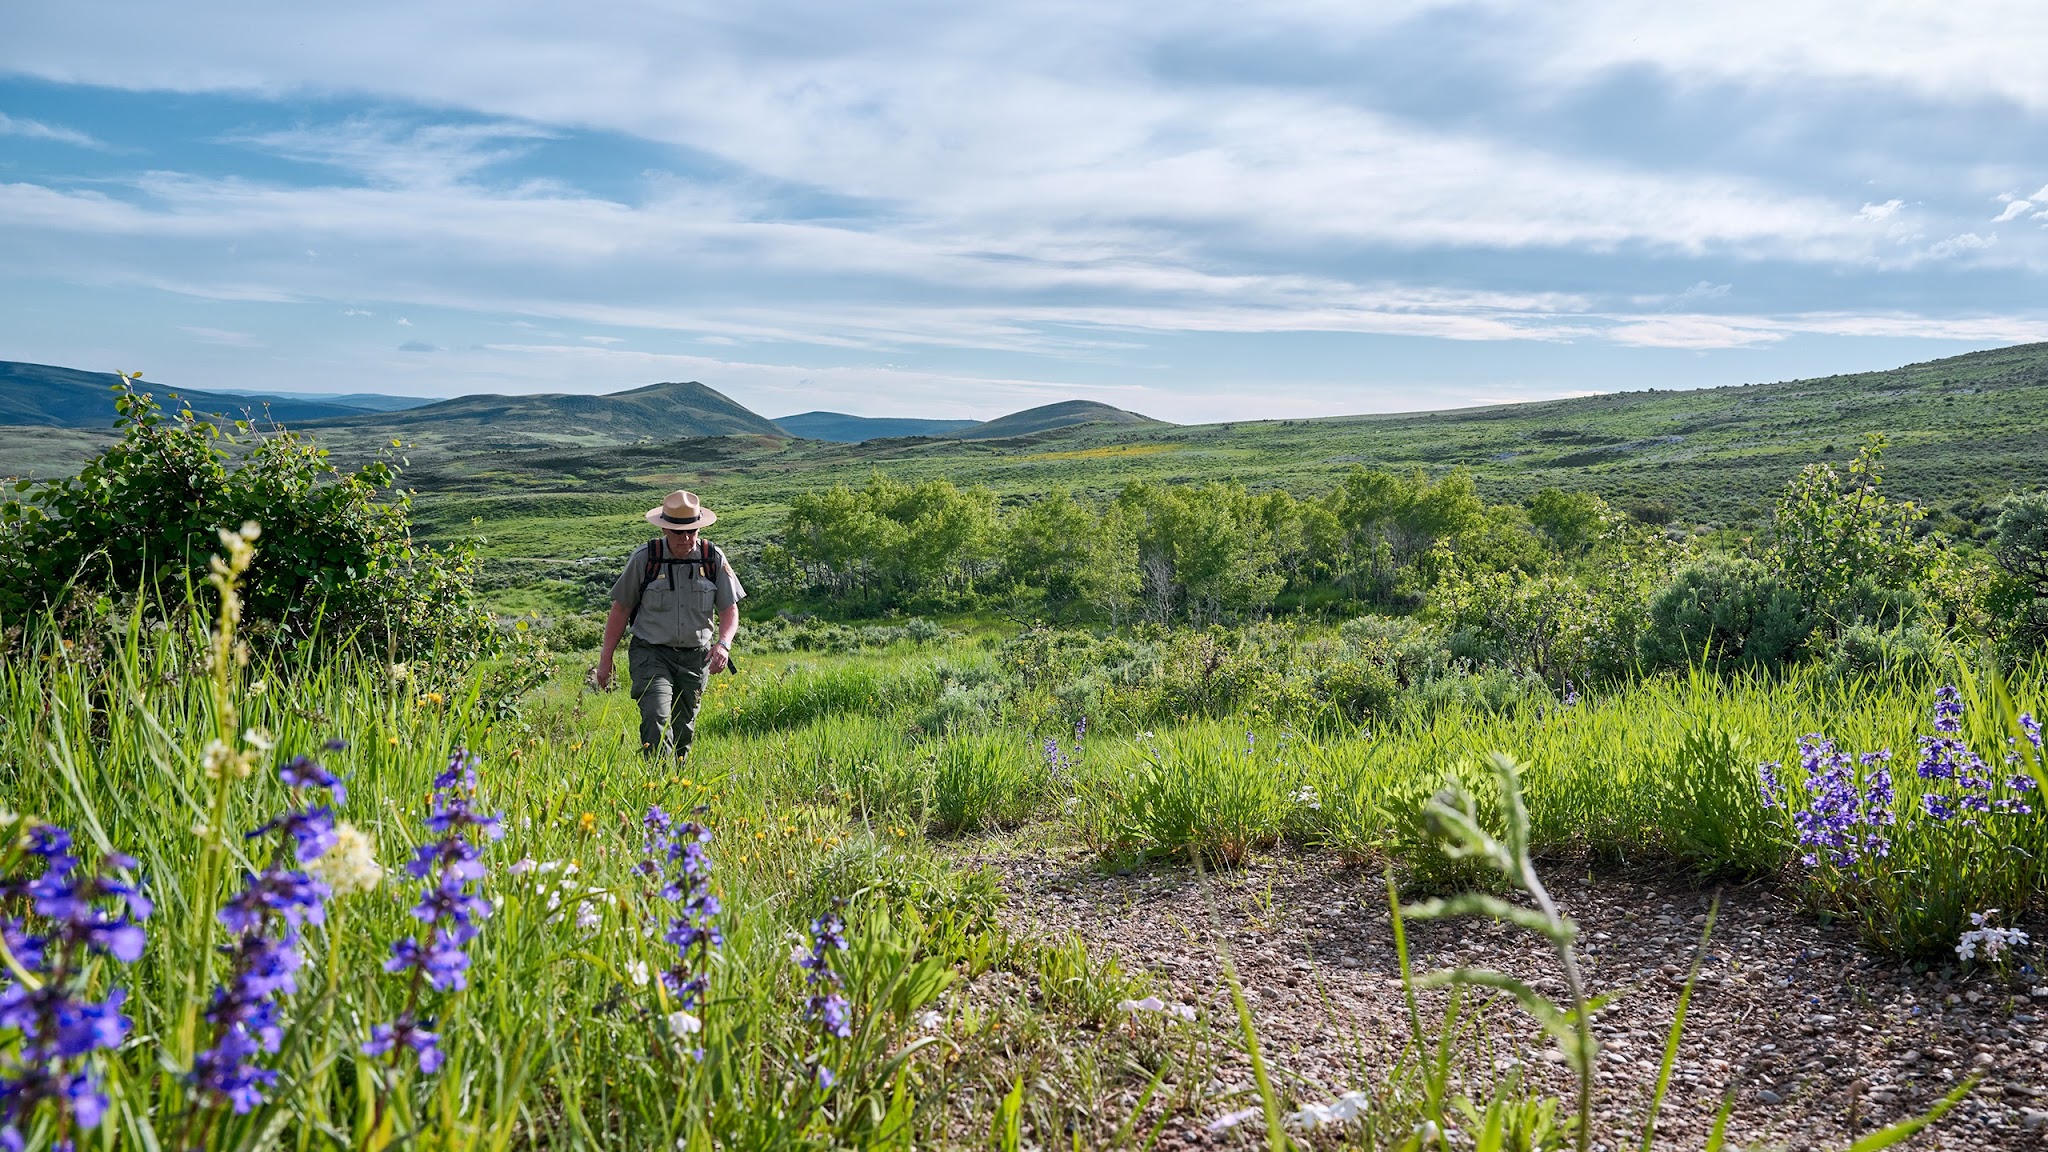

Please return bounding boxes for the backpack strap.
[629,538,723,627]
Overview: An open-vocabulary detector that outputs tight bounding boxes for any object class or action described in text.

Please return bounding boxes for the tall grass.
[0,595,1169,1149]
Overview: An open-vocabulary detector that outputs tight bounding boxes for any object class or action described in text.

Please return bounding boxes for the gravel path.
[973,847,2048,1150]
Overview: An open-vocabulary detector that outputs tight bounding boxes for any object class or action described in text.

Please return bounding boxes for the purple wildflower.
[367,748,499,1075]
[797,908,852,1042]
[643,807,721,1019]
[1758,761,1783,810]
[0,823,147,1147]
[192,744,347,1114]
[2023,713,2043,751]
[1780,735,1893,869]
[362,1015,443,1074]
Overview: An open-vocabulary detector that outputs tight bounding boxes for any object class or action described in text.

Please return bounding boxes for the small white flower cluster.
[1957,909,2031,963]
[1117,996,1196,1022]
[1290,786,1321,810]
[510,858,611,935]
[309,823,384,897]
[1285,1090,1371,1130]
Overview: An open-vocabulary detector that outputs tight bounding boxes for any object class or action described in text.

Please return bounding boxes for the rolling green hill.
[947,399,1163,439]
[399,342,2048,567]
[299,379,788,451]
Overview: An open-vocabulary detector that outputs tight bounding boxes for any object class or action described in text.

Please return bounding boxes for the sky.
[5,2,2048,424]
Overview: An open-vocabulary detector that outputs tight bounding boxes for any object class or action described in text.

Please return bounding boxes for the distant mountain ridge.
[302,380,786,443]
[0,361,394,425]
[775,412,981,442]
[947,399,1163,439]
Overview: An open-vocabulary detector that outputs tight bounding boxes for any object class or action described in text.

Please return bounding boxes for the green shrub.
[1825,622,1941,680]
[1085,728,1295,866]
[0,381,490,656]
[1651,721,1786,877]
[1642,556,1811,669]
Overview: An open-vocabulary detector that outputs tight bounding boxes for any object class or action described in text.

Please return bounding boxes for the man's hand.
[707,645,729,675]
[594,653,615,690]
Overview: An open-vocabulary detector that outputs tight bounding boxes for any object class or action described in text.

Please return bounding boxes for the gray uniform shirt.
[611,539,745,648]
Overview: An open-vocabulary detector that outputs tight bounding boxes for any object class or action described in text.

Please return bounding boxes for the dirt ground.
[974,845,2048,1150]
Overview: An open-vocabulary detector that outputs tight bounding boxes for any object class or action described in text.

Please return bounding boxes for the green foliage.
[1120,480,1286,624]
[1525,488,1614,557]
[927,732,1046,834]
[1650,718,1783,876]
[0,381,491,656]
[781,473,998,608]
[1082,727,1296,866]
[1642,555,1812,670]
[1767,434,1932,632]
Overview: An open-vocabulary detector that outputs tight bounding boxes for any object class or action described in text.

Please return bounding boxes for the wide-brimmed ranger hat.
[646,489,718,530]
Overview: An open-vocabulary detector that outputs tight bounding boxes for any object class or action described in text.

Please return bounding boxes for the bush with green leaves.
[0,380,492,657]
[1641,555,1812,670]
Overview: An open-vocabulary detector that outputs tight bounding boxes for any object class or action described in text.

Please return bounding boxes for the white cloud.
[1858,200,1904,222]
[1994,200,2034,223]
[0,111,103,149]
[177,325,261,346]
[1927,232,1994,259]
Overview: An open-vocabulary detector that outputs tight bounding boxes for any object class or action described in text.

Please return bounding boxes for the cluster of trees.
[763,436,2048,683]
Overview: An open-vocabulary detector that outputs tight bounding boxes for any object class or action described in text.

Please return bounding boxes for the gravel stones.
[976,848,2048,1150]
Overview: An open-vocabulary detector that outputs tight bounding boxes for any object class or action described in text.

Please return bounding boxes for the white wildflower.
[1291,786,1321,810]
[308,823,384,897]
[1208,1107,1261,1133]
[915,1009,942,1030]
[389,662,410,684]
[241,727,274,752]
[576,902,602,934]
[1286,1090,1371,1129]
[248,680,268,697]
[667,1010,701,1037]
[627,960,650,987]
[1119,997,1168,1013]
[509,857,538,876]
[1957,909,2030,963]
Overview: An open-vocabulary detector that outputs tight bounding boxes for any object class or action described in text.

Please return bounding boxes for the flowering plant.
[0,820,150,1152]
[1762,684,2047,954]
[364,749,502,1076]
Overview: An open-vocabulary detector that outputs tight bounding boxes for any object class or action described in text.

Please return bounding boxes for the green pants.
[628,640,710,760]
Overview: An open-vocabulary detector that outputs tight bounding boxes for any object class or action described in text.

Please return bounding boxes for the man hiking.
[595,489,744,760]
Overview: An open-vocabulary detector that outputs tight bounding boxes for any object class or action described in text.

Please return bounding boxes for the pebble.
[1758,1089,1785,1105]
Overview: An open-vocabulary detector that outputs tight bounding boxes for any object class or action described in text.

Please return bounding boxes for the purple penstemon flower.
[1778,735,1894,869]
[366,748,502,1076]
[798,908,852,1037]
[643,807,721,1060]
[0,822,149,1151]
[191,744,347,1115]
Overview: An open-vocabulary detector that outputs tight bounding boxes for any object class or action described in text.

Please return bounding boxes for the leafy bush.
[0,381,491,656]
[1641,556,1811,669]
[1825,622,1941,681]
[1651,722,1786,876]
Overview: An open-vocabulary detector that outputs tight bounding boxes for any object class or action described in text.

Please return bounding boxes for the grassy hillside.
[404,342,2048,566]
[300,379,785,450]
[947,399,1164,439]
